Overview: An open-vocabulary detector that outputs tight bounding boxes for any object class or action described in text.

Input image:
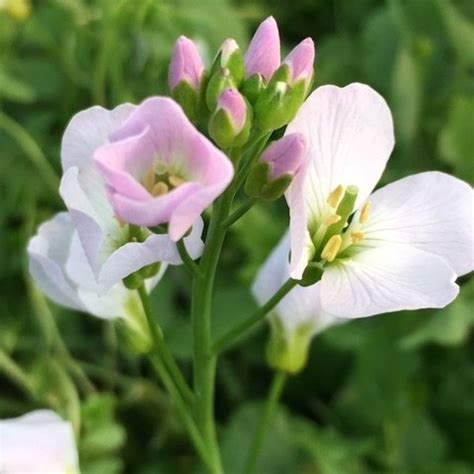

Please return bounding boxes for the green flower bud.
[266,317,313,374]
[211,38,244,87]
[241,74,265,105]
[205,67,236,110]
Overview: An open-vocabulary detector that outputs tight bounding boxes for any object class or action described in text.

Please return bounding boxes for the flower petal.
[0,410,79,473]
[252,234,343,335]
[61,103,135,172]
[285,83,394,278]
[98,218,203,289]
[351,172,474,276]
[244,16,280,80]
[321,244,459,319]
[27,213,84,311]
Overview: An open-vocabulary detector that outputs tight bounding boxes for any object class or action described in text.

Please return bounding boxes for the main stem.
[191,186,235,474]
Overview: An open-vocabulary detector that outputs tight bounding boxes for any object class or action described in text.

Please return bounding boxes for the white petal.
[285,83,394,277]
[252,234,343,335]
[97,218,203,290]
[61,103,135,172]
[0,409,79,473]
[27,213,84,311]
[351,172,474,276]
[321,244,460,319]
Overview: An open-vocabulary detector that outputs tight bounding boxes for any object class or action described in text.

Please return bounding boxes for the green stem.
[177,238,202,278]
[211,278,298,355]
[234,131,272,191]
[243,372,288,474]
[191,186,236,474]
[0,111,59,194]
[222,197,257,228]
[137,286,194,406]
[0,349,36,399]
[148,351,212,469]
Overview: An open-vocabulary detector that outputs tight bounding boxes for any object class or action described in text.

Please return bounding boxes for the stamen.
[168,175,185,188]
[327,185,344,208]
[152,182,169,196]
[359,202,371,224]
[321,235,342,262]
[350,231,365,244]
[323,214,341,226]
[144,168,156,192]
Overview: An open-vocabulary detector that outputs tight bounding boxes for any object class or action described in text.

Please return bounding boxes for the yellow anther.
[359,202,371,224]
[350,231,365,244]
[323,214,342,226]
[327,185,345,208]
[152,182,169,197]
[144,168,156,192]
[131,236,138,243]
[321,235,342,262]
[168,175,185,188]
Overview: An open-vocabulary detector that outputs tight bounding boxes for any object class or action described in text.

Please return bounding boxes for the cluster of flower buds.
[168,16,315,139]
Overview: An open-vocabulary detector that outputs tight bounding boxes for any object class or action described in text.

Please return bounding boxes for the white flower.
[283,83,473,319]
[59,104,204,290]
[28,212,163,350]
[0,410,79,473]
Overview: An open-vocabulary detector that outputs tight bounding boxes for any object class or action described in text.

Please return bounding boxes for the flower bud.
[241,73,265,105]
[169,36,205,120]
[209,88,251,148]
[266,316,313,374]
[211,38,244,86]
[254,77,306,130]
[205,67,236,110]
[245,133,306,200]
[282,38,315,91]
[244,16,281,81]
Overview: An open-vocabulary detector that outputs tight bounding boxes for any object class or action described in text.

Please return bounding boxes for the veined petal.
[285,83,394,277]
[27,213,84,311]
[61,104,135,172]
[350,172,474,276]
[98,218,203,290]
[321,244,459,319]
[252,234,343,335]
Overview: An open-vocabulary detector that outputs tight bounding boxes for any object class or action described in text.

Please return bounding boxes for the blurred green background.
[0,0,473,472]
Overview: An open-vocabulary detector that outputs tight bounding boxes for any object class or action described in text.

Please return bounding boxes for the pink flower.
[95,97,234,241]
[169,36,205,91]
[244,16,280,81]
[261,133,306,179]
[58,103,204,291]
[282,38,315,88]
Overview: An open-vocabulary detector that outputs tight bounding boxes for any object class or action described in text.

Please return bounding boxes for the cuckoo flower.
[253,234,344,373]
[169,35,205,92]
[285,83,473,318]
[95,97,233,241]
[28,213,163,350]
[244,16,280,81]
[59,102,204,291]
[0,410,79,473]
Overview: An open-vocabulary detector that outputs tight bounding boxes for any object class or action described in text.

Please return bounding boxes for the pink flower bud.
[217,88,247,134]
[283,38,315,87]
[244,16,280,81]
[261,133,306,179]
[168,36,204,91]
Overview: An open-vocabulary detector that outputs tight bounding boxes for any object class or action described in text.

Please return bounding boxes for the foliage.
[0,0,472,472]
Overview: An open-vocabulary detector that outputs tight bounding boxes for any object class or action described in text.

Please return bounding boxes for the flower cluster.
[20,16,473,471]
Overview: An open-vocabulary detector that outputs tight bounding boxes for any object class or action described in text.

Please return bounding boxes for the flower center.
[143,162,186,197]
[311,185,371,263]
